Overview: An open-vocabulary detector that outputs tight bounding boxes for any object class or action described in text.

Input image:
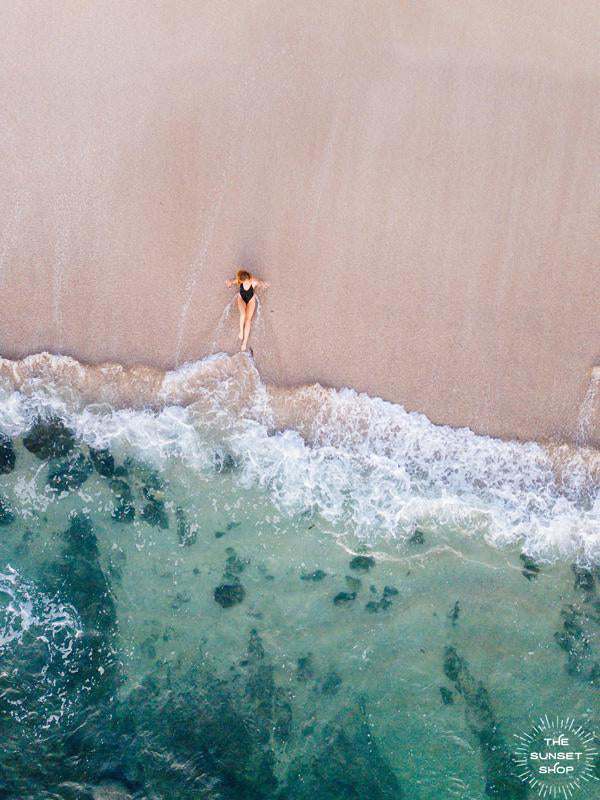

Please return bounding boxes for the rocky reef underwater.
[0,399,599,798]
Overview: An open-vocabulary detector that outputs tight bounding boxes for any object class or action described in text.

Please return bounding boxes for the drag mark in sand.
[209,296,236,353]
[306,108,341,244]
[52,192,73,349]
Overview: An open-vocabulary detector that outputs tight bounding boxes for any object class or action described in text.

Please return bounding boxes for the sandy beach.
[0,0,599,444]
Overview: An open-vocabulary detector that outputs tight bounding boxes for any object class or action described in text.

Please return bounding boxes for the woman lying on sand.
[225,269,270,351]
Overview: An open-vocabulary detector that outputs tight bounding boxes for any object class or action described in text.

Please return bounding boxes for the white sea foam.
[0,566,82,726]
[0,352,598,562]
[0,566,79,648]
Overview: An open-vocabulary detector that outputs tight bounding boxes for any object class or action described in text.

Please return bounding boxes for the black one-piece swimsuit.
[240,283,254,304]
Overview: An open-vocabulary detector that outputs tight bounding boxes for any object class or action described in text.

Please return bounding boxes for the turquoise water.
[0,354,599,799]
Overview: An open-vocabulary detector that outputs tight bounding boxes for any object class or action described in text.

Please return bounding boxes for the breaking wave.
[0,351,599,562]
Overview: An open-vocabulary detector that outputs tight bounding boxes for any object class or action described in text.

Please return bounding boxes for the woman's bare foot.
[241,341,247,351]
[238,329,243,340]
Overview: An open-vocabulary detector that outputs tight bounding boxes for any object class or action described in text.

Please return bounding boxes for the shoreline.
[0,346,598,449]
[0,349,598,454]
[0,350,599,564]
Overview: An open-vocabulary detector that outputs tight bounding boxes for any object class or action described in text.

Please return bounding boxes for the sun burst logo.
[512,716,599,797]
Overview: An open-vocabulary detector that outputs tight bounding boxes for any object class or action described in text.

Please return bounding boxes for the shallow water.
[0,353,599,799]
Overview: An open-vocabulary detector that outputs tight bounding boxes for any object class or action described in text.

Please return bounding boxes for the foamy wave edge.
[0,351,599,563]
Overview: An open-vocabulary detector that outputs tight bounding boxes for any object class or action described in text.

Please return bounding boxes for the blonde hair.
[236,269,251,283]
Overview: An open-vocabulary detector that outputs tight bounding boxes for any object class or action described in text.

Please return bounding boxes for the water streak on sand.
[174,152,232,366]
[576,373,600,445]
[0,195,24,283]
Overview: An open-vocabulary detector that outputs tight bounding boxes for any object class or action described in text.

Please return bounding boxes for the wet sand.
[0,1,599,444]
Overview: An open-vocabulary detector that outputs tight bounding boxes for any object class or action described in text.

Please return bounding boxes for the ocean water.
[0,353,599,800]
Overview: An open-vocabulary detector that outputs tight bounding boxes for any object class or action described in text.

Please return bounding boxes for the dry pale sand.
[0,1,599,444]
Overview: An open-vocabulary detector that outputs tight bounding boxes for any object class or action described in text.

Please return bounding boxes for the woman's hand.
[225,279,235,288]
[259,280,270,289]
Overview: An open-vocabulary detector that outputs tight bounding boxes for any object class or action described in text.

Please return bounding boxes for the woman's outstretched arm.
[253,278,270,289]
[225,278,238,287]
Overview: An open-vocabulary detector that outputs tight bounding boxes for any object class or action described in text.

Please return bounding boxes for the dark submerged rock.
[442,646,462,683]
[138,468,168,528]
[273,687,293,743]
[383,585,399,597]
[333,591,356,607]
[349,555,375,573]
[109,478,133,501]
[242,628,279,784]
[112,499,135,523]
[301,569,327,582]
[554,603,599,681]
[224,546,248,579]
[0,433,16,473]
[282,703,402,799]
[108,478,135,522]
[214,522,240,539]
[214,548,247,609]
[345,575,362,592]
[58,513,117,636]
[124,460,169,526]
[141,498,169,528]
[122,458,162,490]
[170,591,191,610]
[572,564,595,593]
[89,447,115,477]
[23,416,75,460]
[34,510,122,753]
[448,600,460,626]
[321,671,342,695]
[113,658,277,799]
[47,453,93,493]
[365,597,392,613]
[176,506,196,546]
[214,451,237,473]
[554,605,589,672]
[409,529,425,545]
[248,628,265,660]
[519,554,539,573]
[296,653,315,682]
[442,646,527,798]
[440,686,454,705]
[214,583,246,608]
[520,553,540,581]
[0,495,15,525]
[0,508,124,799]
[140,638,157,660]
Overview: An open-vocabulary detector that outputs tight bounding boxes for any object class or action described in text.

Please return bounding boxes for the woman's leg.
[241,296,256,351]
[236,296,246,340]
